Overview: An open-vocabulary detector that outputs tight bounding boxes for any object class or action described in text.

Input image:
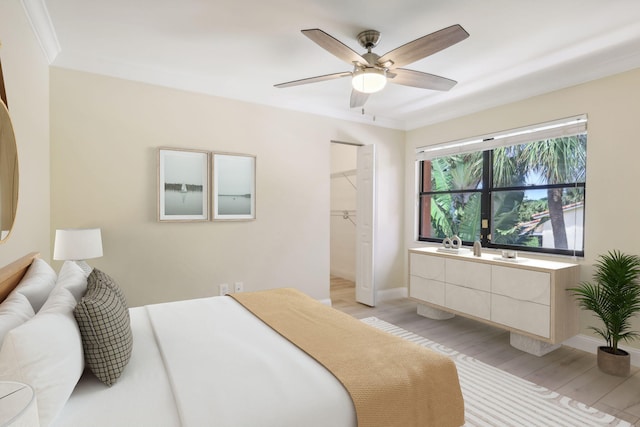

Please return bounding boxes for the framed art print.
[212,152,256,221]
[158,148,210,221]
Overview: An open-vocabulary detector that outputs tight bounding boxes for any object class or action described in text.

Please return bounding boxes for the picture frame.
[212,152,256,221]
[158,148,210,222]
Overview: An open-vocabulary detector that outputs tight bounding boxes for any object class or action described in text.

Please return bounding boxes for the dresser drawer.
[410,275,445,306]
[445,284,490,320]
[446,259,491,292]
[410,253,445,281]
[491,294,550,338]
[492,266,550,305]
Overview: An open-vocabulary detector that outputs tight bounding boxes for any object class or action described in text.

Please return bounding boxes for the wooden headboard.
[0,252,40,303]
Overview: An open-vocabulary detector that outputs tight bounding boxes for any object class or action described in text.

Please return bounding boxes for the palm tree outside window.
[417,116,587,257]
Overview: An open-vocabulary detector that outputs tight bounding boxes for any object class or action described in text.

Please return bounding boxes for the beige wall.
[405,67,640,349]
[0,0,51,265]
[50,68,405,306]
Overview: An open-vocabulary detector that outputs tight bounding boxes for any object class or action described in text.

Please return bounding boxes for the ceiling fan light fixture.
[352,68,387,94]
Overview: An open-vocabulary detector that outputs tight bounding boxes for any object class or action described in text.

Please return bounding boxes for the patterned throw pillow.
[88,268,128,308]
[73,270,132,386]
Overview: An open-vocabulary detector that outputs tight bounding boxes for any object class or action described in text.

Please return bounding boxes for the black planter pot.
[597,346,630,377]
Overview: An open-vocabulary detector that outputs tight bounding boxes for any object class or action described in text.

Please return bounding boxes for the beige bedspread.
[231,288,465,427]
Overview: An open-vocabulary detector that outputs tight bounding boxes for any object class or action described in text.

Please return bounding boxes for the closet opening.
[330,141,359,303]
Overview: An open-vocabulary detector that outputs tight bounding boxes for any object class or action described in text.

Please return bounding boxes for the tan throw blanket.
[231,288,465,427]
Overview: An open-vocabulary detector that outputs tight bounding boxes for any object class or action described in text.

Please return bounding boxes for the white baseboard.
[563,334,640,368]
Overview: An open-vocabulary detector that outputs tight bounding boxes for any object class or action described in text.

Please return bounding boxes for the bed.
[0,252,464,427]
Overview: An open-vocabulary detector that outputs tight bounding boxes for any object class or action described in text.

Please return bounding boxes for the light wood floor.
[330,276,640,425]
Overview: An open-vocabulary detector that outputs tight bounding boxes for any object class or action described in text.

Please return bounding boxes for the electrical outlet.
[219,283,229,296]
[234,282,243,293]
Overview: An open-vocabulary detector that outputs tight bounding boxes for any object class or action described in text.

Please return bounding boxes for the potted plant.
[569,250,640,376]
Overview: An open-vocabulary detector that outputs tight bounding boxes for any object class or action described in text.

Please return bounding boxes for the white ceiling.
[29,0,640,130]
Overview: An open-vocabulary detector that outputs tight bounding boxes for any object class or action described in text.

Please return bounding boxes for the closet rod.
[330,139,364,147]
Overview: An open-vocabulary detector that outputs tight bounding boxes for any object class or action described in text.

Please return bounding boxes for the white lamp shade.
[352,68,387,94]
[53,228,103,261]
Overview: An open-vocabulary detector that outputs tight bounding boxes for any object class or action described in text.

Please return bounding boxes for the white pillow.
[14,258,57,312]
[45,261,88,305]
[0,291,35,345]
[0,277,84,426]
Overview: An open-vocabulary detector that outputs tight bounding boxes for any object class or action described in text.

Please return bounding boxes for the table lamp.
[53,228,103,275]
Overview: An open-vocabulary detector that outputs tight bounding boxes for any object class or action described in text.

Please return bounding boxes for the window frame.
[416,117,587,258]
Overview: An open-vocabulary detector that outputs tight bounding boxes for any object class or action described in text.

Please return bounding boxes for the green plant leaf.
[569,250,640,353]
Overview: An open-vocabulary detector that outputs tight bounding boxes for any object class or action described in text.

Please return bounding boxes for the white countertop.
[409,246,579,271]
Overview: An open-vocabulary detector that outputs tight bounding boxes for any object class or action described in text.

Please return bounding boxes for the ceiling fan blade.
[350,90,369,108]
[302,29,369,66]
[389,68,457,91]
[378,24,469,69]
[274,71,352,88]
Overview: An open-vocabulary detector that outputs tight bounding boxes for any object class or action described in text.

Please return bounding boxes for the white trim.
[563,334,640,368]
[416,114,587,160]
[21,0,61,63]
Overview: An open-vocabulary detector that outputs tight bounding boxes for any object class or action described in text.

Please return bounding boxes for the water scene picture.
[164,183,204,215]
[214,154,255,219]
[218,194,251,215]
[159,149,208,220]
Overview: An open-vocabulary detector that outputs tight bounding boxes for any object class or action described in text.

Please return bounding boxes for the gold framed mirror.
[0,99,18,242]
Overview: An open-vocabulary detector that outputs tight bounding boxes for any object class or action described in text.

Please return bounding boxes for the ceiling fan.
[274,25,469,108]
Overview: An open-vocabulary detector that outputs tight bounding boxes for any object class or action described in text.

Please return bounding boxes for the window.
[417,116,587,257]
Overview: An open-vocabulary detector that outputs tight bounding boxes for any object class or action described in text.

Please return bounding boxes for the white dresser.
[409,247,580,355]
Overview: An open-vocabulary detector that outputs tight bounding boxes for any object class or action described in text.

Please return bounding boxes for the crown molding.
[21,0,60,63]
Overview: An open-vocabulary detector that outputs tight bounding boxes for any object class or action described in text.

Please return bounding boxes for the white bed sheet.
[52,307,181,427]
[147,296,356,427]
[54,296,356,427]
